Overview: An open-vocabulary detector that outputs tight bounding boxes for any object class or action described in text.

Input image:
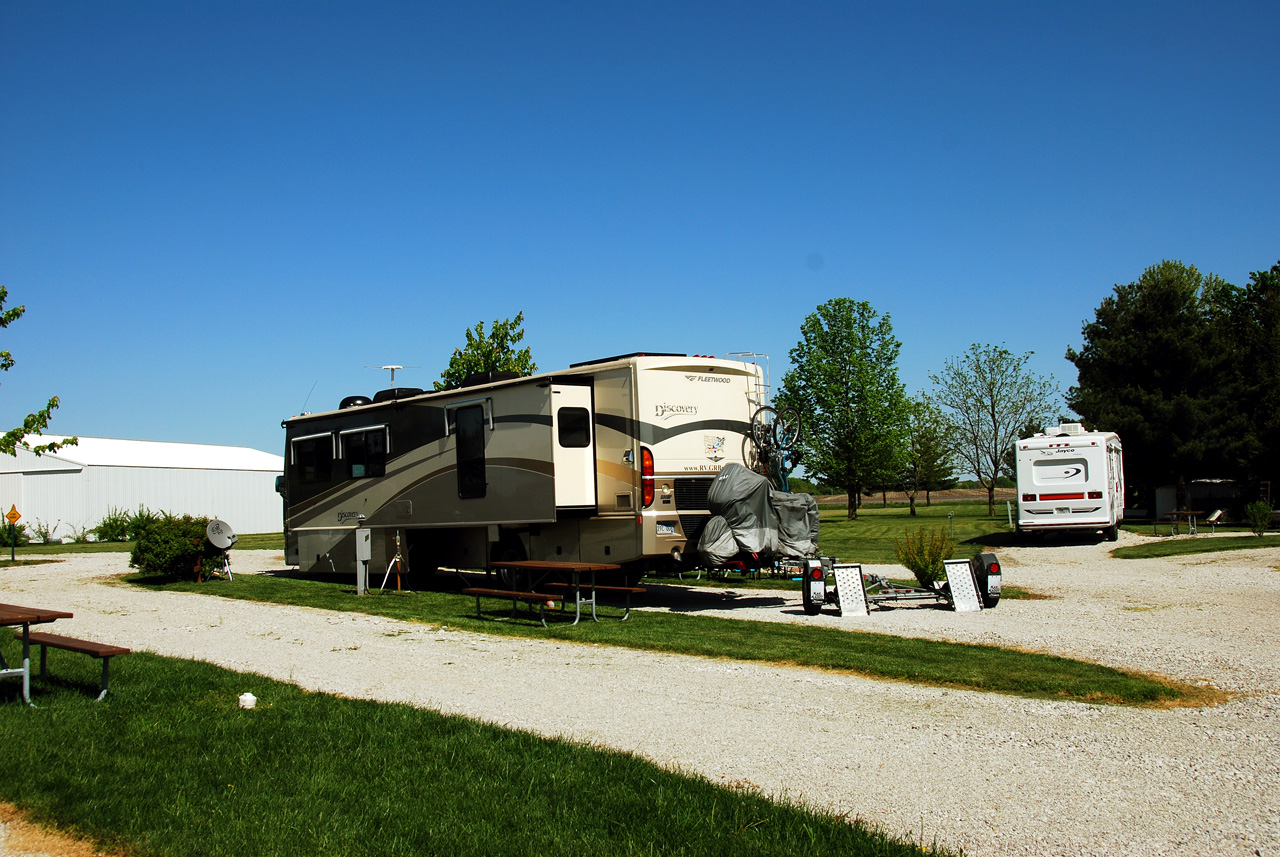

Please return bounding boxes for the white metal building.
[0,435,284,541]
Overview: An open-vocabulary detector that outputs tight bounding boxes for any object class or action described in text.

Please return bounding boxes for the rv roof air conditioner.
[339,395,373,409]
[372,387,424,403]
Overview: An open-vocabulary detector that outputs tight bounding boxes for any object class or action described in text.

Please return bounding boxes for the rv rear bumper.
[1017,518,1114,530]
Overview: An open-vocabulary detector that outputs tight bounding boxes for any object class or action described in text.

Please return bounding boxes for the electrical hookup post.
[355,518,371,595]
[6,505,19,561]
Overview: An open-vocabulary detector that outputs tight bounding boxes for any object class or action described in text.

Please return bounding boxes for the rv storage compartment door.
[552,385,596,510]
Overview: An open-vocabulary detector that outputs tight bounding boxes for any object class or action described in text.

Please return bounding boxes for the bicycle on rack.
[742,405,801,489]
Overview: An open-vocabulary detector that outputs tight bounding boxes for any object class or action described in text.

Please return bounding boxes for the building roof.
[23,436,283,472]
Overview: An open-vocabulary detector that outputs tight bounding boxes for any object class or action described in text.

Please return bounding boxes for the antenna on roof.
[364,364,419,386]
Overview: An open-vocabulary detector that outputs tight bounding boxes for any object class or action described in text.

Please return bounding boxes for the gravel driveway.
[2,532,1277,857]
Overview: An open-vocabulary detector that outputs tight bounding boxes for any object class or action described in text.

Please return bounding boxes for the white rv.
[279,353,770,579]
[1014,424,1124,540]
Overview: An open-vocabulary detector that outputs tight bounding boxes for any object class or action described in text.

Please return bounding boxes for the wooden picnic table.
[484,560,625,625]
[0,602,74,704]
[1163,510,1205,536]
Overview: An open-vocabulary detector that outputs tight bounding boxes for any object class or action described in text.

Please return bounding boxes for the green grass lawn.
[1112,534,1280,559]
[122,570,1206,707]
[0,646,948,857]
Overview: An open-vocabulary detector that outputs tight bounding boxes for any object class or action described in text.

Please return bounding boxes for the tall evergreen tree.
[1065,261,1235,506]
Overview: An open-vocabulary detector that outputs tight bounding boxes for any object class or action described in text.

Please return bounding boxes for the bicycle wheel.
[750,406,778,450]
[742,433,762,473]
[775,408,801,450]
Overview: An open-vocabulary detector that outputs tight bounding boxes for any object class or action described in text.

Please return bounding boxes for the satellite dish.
[206,520,238,550]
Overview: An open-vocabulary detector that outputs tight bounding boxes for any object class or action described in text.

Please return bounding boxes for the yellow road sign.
[6,505,20,525]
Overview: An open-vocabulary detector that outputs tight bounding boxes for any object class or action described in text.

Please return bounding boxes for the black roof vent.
[372,387,424,403]
[569,352,685,368]
[460,370,520,388]
[339,395,373,409]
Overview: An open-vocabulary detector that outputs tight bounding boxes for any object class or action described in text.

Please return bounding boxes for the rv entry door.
[551,385,596,511]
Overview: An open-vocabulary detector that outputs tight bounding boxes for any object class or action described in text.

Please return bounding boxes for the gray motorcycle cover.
[696,515,739,566]
[705,463,778,557]
[772,490,820,556]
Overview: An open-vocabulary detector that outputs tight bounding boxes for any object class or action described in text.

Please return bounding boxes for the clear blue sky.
[3,1,1277,456]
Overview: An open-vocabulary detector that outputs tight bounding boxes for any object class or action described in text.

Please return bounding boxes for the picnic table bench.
[459,587,564,627]
[0,602,73,704]
[540,582,647,620]
[478,560,627,625]
[18,631,130,701]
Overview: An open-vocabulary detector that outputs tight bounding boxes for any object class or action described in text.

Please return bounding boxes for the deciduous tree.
[930,344,1057,516]
[900,396,955,516]
[0,286,74,456]
[777,298,908,520]
[435,312,537,391]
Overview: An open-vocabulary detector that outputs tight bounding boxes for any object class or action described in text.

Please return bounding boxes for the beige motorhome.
[279,353,768,579]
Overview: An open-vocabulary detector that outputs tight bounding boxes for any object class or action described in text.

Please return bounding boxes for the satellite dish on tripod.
[206,520,238,550]
[205,520,237,581]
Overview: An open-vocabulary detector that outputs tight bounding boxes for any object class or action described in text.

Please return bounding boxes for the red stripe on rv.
[1038,493,1085,501]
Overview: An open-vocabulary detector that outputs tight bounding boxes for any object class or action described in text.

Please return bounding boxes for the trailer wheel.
[971,554,1002,609]
[800,572,824,615]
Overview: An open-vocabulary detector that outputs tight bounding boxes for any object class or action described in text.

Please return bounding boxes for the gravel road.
[2,532,1277,857]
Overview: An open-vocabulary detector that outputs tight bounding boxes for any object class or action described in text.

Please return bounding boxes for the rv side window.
[342,427,388,479]
[456,405,487,499]
[291,435,333,483]
[557,407,591,448]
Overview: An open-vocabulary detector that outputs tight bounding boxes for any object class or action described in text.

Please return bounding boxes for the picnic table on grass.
[0,602,73,704]
[462,560,645,626]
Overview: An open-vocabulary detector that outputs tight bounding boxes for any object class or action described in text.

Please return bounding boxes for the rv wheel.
[1104,524,1119,542]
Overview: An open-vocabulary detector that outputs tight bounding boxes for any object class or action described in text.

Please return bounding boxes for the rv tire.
[1104,524,1119,542]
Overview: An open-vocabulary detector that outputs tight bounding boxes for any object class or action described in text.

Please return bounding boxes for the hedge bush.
[126,506,161,542]
[93,507,132,542]
[129,513,223,580]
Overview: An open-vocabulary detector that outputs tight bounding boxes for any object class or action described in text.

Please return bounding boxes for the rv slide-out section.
[1014,424,1124,540]
[279,353,764,576]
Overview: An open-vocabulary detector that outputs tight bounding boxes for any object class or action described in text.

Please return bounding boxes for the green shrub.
[28,519,56,544]
[129,513,222,580]
[0,522,30,547]
[893,526,955,587]
[1244,500,1273,536]
[127,506,161,542]
[93,506,132,542]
